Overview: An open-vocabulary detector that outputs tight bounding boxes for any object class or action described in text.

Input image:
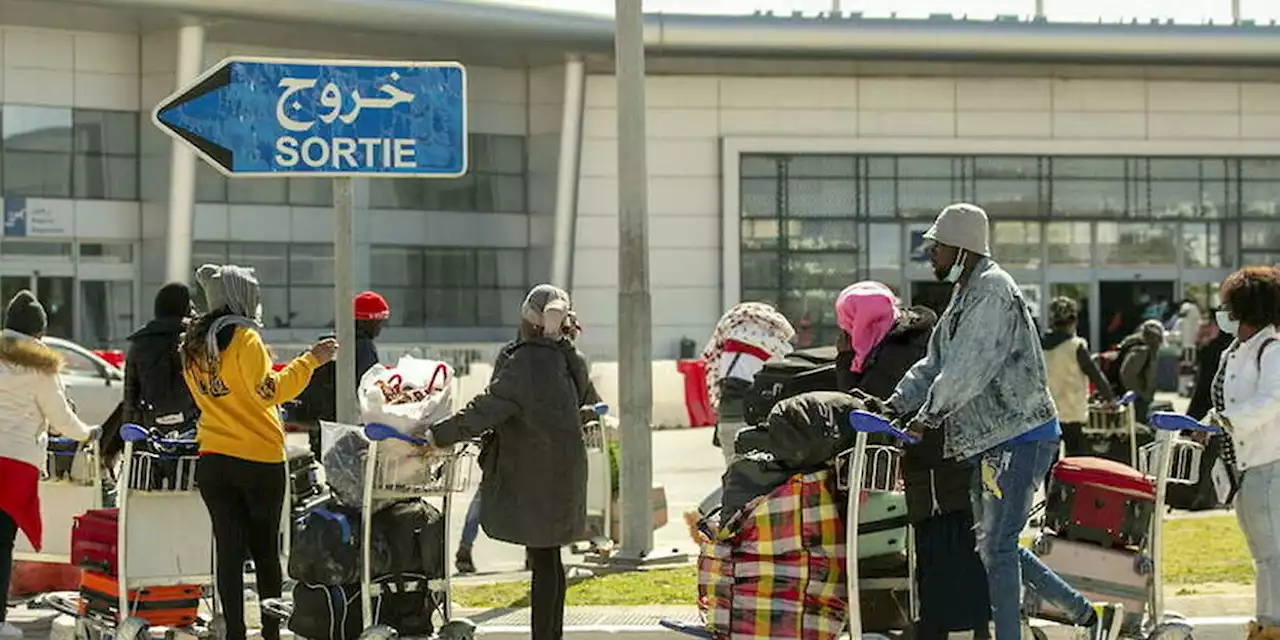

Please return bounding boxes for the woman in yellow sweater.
[179,265,337,640]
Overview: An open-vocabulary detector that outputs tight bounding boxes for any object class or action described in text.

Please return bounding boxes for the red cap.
[354,291,390,320]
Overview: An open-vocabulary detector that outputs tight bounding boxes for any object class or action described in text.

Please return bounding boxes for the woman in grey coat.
[427,284,599,640]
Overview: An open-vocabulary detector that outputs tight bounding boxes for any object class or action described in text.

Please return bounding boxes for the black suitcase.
[742,346,838,426]
[287,445,324,506]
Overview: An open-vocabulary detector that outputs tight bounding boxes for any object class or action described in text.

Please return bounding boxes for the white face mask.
[1216,310,1239,335]
[939,249,967,284]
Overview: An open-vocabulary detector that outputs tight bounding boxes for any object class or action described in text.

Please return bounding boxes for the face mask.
[1216,310,1239,335]
[934,249,967,284]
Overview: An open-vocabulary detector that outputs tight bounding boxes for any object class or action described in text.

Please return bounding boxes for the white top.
[717,351,767,384]
[1179,303,1202,350]
[0,334,95,469]
[1221,324,1280,471]
[1045,336,1089,425]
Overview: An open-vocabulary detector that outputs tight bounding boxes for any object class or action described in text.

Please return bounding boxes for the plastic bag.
[358,356,454,437]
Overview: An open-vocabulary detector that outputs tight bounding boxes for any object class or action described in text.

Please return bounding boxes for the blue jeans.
[971,438,1092,640]
[460,491,482,548]
[1236,461,1280,626]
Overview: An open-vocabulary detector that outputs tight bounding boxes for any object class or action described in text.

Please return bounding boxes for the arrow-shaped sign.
[152,56,469,178]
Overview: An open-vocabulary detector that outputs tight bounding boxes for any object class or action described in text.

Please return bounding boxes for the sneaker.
[0,622,24,639]
[1083,603,1124,640]
[455,547,477,575]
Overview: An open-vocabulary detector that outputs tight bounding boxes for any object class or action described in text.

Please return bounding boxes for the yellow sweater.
[184,327,319,463]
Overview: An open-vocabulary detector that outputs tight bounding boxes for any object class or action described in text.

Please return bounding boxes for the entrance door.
[0,274,75,339]
[1099,281,1176,349]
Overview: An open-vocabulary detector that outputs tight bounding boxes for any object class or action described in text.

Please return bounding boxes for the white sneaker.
[0,621,25,639]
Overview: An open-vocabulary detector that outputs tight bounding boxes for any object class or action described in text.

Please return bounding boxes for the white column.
[1231,0,1241,23]
[164,23,205,284]
[550,55,586,290]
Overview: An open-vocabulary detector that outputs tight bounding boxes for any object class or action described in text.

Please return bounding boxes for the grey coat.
[430,337,599,548]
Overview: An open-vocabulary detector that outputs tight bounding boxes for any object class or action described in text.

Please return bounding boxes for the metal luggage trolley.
[575,403,615,557]
[45,424,217,640]
[1026,412,1215,640]
[838,411,920,640]
[357,422,477,640]
[16,437,103,564]
[1084,391,1141,466]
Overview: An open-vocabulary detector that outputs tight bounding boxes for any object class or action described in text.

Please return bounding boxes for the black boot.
[455,547,477,575]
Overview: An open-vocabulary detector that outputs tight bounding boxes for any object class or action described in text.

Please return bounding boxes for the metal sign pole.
[334,177,358,425]
[615,0,655,559]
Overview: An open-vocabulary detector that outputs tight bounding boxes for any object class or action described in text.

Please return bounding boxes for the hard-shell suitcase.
[1045,457,1154,549]
[78,570,201,628]
[1026,533,1149,633]
[857,491,909,560]
[71,509,119,576]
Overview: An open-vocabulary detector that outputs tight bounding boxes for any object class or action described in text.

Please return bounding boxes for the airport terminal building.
[3,0,1278,358]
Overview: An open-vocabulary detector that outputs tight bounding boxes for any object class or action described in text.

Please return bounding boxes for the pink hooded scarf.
[835,282,901,374]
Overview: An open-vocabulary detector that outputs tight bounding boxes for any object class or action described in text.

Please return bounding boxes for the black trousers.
[526,547,566,640]
[196,454,286,640]
[0,508,16,623]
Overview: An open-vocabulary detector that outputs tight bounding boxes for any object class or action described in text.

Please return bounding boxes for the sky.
[499,0,1279,24]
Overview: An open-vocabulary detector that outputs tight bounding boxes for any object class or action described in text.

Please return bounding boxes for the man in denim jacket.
[883,203,1120,640]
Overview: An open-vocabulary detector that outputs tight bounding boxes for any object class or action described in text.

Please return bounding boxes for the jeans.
[1236,461,1280,626]
[527,547,566,640]
[197,455,286,640]
[971,438,1093,640]
[460,492,482,549]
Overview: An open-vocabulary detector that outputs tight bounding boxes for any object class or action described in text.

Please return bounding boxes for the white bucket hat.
[923,203,991,257]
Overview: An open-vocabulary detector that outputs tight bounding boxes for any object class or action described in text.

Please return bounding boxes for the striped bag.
[697,470,848,640]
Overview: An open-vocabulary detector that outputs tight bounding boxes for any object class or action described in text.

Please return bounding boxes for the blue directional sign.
[152,57,467,178]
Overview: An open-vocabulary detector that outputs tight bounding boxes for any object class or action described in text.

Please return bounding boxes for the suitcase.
[47,437,79,480]
[78,570,201,628]
[1026,533,1149,634]
[1045,457,1154,549]
[857,491,909,560]
[71,509,120,576]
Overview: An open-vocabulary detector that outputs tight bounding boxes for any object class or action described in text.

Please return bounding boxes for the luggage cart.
[42,424,217,640]
[842,411,919,640]
[357,422,477,640]
[15,437,103,564]
[574,403,615,558]
[1026,411,1216,640]
[1084,391,1142,466]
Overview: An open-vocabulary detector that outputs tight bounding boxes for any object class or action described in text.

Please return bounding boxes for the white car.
[44,337,125,426]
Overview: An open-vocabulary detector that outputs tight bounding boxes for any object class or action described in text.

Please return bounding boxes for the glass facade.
[740,154,1263,344]
[0,105,140,200]
[369,246,528,328]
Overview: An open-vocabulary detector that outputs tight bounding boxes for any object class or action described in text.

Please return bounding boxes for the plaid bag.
[697,470,848,640]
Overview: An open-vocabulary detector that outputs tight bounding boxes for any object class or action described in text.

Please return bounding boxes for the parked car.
[44,337,124,426]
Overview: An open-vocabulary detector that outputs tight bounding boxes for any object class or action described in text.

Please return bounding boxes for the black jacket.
[123,316,196,426]
[836,307,972,524]
[1188,332,1234,421]
[430,337,601,548]
[292,327,380,423]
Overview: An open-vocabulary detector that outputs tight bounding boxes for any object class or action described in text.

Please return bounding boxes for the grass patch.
[453,516,1253,609]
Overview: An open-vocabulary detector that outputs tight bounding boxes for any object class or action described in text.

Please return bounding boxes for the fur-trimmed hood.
[0,331,62,375]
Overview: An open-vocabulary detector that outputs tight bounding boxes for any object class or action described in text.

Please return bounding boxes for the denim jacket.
[886,258,1058,460]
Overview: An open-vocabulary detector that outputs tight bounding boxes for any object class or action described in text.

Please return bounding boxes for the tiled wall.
[573,72,1280,358]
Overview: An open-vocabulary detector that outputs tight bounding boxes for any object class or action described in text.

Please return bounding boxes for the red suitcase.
[71,509,120,576]
[1044,457,1154,549]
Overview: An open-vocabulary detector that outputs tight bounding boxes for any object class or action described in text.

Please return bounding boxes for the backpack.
[1095,341,1142,395]
[741,346,839,427]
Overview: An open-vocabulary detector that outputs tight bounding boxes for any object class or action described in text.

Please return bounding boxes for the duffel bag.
[289,575,433,640]
[371,499,445,580]
[288,504,363,585]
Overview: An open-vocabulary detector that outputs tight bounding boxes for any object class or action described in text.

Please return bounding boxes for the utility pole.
[614,0,655,560]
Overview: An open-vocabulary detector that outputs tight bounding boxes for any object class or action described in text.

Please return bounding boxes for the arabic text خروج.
[274,135,417,170]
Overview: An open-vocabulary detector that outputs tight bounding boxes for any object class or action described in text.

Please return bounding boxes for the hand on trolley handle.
[848,410,922,445]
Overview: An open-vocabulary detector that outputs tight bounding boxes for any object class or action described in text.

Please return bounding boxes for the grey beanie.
[521,284,572,337]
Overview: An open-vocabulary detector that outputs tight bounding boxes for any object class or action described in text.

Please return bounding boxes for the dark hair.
[1220,266,1280,329]
[179,309,231,375]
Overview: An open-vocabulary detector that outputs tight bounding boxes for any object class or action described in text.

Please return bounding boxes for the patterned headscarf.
[520,284,573,339]
[835,282,901,374]
[194,264,262,369]
[700,302,796,408]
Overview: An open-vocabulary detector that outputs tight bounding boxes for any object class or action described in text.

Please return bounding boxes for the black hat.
[5,290,47,337]
[154,282,192,319]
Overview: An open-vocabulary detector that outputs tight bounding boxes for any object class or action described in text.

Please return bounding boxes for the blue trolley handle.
[1148,411,1224,435]
[119,423,197,448]
[363,422,432,447]
[848,410,921,445]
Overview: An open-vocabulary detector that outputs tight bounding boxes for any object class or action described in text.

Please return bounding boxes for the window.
[369,246,528,328]
[1096,222,1179,266]
[369,134,526,213]
[4,106,72,198]
[974,156,1046,217]
[194,242,335,329]
[79,243,133,263]
[80,280,133,347]
[73,110,138,200]
[1183,223,1225,268]
[991,221,1042,268]
[1046,221,1092,266]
